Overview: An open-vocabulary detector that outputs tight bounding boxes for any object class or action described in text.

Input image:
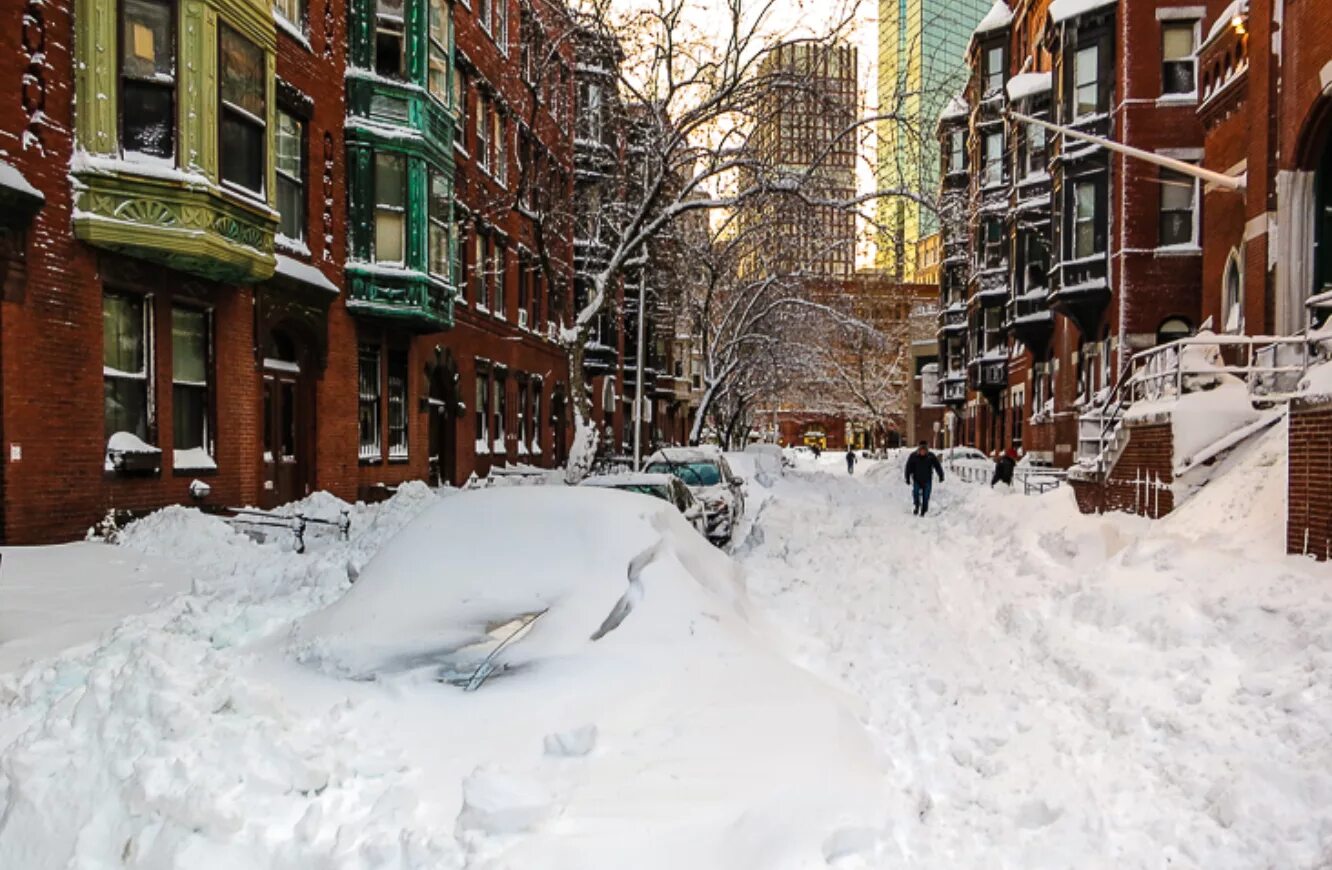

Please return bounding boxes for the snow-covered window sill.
[1156,93,1198,107]
[475,439,491,455]
[1155,244,1202,257]
[172,448,218,475]
[275,13,312,52]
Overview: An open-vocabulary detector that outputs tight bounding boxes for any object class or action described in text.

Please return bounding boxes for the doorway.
[427,349,458,487]
[261,328,315,508]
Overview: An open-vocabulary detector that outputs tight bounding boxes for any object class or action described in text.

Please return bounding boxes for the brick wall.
[1287,400,1332,560]
[1070,420,1175,518]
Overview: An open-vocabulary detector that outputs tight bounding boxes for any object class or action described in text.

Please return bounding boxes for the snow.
[1049,0,1117,25]
[974,1,1012,35]
[0,159,41,201]
[580,472,676,488]
[1006,72,1052,102]
[5,449,1332,867]
[172,447,217,471]
[274,254,339,295]
[939,94,969,122]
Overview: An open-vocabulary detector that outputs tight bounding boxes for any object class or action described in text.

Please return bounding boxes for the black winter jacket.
[904,451,944,486]
[991,455,1016,487]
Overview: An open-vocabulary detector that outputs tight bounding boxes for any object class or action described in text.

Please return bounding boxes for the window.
[1162,22,1197,95]
[1157,317,1192,345]
[428,170,450,278]
[949,131,964,173]
[476,370,490,446]
[1224,251,1244,333]
[983,131,1003,186]
[374,152,406,263]
[219,26,266,195]
[983,218,1004,268]
[476,93,491,171]
[121,0,175,160]
[171,307,210,456]
[1074,45,1100,118]
[1073,181,1099,258]
[387,351,408,458]
[376,0,406,78]
[1024,123,1046,177]
[455,214,469,294]
[1158,168,1196,247]
[491,239,506,315]
[493,111,507,184]
[985,45,1004,94]
[358,345,382,459]
[579,82,603,142]
[104,292,151,442]
[472,229,487,306]
[517,253,530,328]
[494,0,508,51]
[494,372,507,449]
[517,380,528,447]
[428,0,450,103]
[275,0,302,29]
[275,111,305,242]
[455,67,470,149]
[477,0,490,33]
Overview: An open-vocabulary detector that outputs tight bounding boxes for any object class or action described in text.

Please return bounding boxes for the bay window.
[949,131,964,173]
[1074,45,1101,118]
[984,45,1004,94]
[121,0,175,160]
[359,345,382,459]
[374,152,406,263]
[388,351,408,459]
[983,131,1003,186]
[1024,123,1046,177]
[171,306,211,460]
[276,111,305,242]
[104,292,151,442]
[219,26,266,195]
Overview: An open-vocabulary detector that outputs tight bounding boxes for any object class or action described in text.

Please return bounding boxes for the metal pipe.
[1007,110,1246,193]
[632,269,646,470]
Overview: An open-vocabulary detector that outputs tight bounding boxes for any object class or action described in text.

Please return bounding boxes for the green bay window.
[219,26,266,195]
[103,292,151,442]
[376,0,406,78]
[428,170,450,278]
[121,0,175,160]
[171,306,212,459]
[374,152,406,263]
[428,0,450,103]
[275,111,305,242]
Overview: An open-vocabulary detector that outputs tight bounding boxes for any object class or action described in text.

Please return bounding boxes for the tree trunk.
[563,332,599,484]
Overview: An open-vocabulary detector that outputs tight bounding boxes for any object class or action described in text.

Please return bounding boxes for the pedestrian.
[991,447,1018,488]
[846,445,857,476]
[904,440,945,516]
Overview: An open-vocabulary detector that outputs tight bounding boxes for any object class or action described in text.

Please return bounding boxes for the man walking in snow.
[846,445,857,476]
[904,441,944,516]
[991,448,1018,488]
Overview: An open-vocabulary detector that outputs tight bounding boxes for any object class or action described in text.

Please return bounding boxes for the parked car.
[939,446,988,464]
[643,446,746,545]
[580,472,710,537]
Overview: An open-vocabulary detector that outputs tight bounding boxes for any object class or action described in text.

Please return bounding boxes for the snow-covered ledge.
[105,432,161,473]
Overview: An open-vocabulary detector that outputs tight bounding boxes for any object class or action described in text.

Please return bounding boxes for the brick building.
[931,0,1207,466]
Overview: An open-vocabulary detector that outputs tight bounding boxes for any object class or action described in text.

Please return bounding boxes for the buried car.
[642,447,746,545]
[580,472,710,537]
[283,486,885,867]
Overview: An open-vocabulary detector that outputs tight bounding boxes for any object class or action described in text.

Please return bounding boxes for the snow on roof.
[939,94,970,122]
[0,159,41,202]
[581,473,675,489]
[974,1,1013,35]
[1006,72,1052,102]
[274,254,339,295]
[1048,0,1117,25]
[1204,0,1246,48]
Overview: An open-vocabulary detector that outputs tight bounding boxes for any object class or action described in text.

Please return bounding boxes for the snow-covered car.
[743,443,790,475]
[939,446,987,464]
[643,447,746,545]
[580,472,709,537]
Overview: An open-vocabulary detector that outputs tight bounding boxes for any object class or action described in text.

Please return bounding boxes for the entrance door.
[262,331,314,508]
[428,355,458,487]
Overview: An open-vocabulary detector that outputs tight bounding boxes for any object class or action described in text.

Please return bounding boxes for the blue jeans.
[912,480,932,513]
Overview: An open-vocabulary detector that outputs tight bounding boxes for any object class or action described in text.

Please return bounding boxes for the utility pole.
[632,269,646,470]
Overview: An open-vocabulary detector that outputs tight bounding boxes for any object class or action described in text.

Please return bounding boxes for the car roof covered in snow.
[580,473,677,489]
[645,446,724,465]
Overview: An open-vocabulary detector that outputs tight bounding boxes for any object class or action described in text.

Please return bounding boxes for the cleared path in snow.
[736,448,1332,869]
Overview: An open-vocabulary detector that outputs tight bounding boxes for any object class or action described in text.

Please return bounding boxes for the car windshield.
[645,461,722,487]
[613,484,670,501]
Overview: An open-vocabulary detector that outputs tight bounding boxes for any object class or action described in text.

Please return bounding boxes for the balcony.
[940,372,967,405]
[938,304,967,336]
[1049,256,1111,335]
[345,262,453,332]
[967,353,1008,395]
[1007,289,1054,355]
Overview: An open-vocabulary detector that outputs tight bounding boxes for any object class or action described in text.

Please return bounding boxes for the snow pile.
[973,0,1012,35]
[742,455,1332,868]
[1049,0,1117,25]
[1006,71,1052,102]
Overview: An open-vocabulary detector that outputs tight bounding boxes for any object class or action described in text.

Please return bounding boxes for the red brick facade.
[1288,400,1332,560]
[1069,421,1175,519]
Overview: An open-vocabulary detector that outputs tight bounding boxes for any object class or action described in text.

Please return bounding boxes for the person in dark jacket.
[846,445,857,475]
[904,441,945,515]
[991,448,1018,488]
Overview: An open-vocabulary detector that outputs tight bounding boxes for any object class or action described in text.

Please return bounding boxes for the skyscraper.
[876,0,991,280]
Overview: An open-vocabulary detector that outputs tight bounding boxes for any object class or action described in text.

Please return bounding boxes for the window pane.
[105,378,149,440]
[276,112,303,178]
[220,111,264,192]
[375,153,405,208]
[388,352,408,456]
[1161,171,1194,211]
[122,0,173,81]
[275,0,302,25]
[278,175,304,240]
[123,82,174,158]
[1162,25,1194,61]
[374,154,405,262]
[172,307,207,384]
[220,27,265,118]
[173,385,206,449]
[1075,46,1098,87]
[359,345,382,458]
[103,293,144,374]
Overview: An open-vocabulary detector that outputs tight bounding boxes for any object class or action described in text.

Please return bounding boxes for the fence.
[945,458,1066,495]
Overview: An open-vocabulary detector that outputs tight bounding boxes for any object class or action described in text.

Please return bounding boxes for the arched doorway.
[1315,133,1332,317]
[426,347,459,487]
[261,325,316,508]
